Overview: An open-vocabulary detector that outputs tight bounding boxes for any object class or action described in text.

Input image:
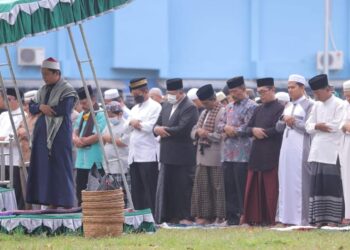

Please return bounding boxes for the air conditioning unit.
[17,48,45,66]
[317,50,344,71]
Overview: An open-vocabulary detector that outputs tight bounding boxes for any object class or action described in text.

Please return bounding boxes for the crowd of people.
[1,57,350,228]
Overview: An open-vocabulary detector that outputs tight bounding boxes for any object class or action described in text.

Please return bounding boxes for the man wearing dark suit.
[154,78,199,224]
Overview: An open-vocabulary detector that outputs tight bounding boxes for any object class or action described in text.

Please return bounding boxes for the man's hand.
[252,127,268,139]
[283,115,296,127]
[39,104,56,117]
[102,134,111,144]
[129,119,142,130]
[154,126,170,138]
[224,125,236,137]
[315,123,332,133]
[341,122,350,133]
[73,137,84,148]
[17,128,27,139]
[196,128,209,138]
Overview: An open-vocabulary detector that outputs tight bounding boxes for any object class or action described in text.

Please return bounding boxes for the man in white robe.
[339,80,350,224]
[306,74,345,227]
[276,74,314,225]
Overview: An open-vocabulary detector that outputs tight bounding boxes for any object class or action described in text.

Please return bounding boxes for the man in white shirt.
[0,88,25,209]
[127,78,161,215]
[306,74,345,227]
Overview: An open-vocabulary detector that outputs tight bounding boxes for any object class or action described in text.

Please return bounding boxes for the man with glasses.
[242,78,284,226]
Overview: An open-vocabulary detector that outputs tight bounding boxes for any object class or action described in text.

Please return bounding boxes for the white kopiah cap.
[288,74,306,85]
[343,80,350,91]
[24,90,38,102]
[41,57,60,70]
[187,88,199,101]
[104,89,120,99]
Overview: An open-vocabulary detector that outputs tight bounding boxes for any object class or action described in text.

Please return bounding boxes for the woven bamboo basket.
[82,189,124,202]
[82,208,124,217]
[84,222,123,238]
[82,189,125,238]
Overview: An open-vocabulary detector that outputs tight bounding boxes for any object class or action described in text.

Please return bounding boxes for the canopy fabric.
[0,0,131,46]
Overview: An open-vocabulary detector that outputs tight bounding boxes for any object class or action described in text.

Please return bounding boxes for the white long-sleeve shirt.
[127,98,161,164]
[0,108,26,166]
[306,95,345,165]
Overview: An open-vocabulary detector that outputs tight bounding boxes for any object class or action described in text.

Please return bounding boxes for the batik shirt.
[217,98,257,162]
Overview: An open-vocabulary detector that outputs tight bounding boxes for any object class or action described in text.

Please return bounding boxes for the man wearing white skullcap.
[104,88,131,119]
[339,80,350,224]
[288,74,306,85]
[149,88,164,105]
[187,88,204,113]
[216,91,228,106]
[276,74,314,226]
[275,92,290,106]
[26,57,78,209]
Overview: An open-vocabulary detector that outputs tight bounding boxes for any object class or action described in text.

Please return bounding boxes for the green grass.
[1,227,350,250]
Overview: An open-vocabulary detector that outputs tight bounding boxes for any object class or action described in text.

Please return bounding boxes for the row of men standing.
[130,74,349,227]
[19,57,350,227]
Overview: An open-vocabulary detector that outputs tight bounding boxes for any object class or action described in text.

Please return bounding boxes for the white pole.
[324,0,330,75]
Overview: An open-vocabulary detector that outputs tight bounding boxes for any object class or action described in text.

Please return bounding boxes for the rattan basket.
[82,189,125,238]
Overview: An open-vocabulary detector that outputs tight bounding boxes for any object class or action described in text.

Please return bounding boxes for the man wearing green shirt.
[73,85,106,206]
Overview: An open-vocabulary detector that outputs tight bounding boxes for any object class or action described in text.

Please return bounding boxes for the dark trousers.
[163,163,194,221]
[223,161,247,225]
[130,162,159,215]
[75,167,104,206]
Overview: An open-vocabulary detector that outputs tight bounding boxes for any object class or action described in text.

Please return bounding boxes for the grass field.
[1,227,350,250]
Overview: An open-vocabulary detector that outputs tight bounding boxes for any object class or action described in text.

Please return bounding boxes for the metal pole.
[78,24,134,209]
[0,144,4,183]
[67,26,134,209]
[9,135,13,189]
[324,0,330,75]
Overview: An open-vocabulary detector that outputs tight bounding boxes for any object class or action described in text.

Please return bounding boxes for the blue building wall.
[1,0,349,89]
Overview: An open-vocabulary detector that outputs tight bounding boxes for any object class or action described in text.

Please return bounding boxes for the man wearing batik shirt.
[217,76,257,225]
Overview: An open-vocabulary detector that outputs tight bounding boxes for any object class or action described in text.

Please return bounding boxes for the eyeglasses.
[257,89,271,95]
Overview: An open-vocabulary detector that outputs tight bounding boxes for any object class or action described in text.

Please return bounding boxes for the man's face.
[343,90,350,103]
[257,86,274,103]
[7,95,18,110]
[200,99,216,110]
[229,86,245,101]
[287,81,304,101]
[166,90,182,101]
[131,88,144,97]
[313,87,331,102]
[41,68,59,85]
[79,98,95,112]
[150,93,163,103]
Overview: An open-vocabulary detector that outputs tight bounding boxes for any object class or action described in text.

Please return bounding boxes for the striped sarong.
[309,161,344,225]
